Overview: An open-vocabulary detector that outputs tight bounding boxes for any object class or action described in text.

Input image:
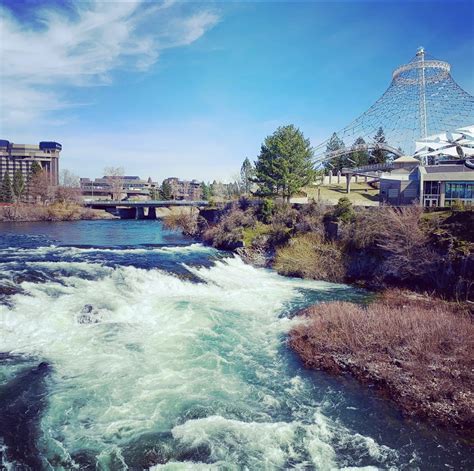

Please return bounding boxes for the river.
[0,220,471,470]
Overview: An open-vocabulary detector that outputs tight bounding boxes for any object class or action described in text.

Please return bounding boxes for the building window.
[423,181,440,195]
[445,181,474,205]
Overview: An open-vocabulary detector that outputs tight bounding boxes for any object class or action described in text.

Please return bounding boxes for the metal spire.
[314,49,474,162]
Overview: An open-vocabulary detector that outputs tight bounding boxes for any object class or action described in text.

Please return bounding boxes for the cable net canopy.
[314,48,474,161]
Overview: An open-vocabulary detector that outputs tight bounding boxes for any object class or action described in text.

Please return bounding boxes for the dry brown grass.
[274,233,346,282]
[289,294,474,431]
[0,203,114,222]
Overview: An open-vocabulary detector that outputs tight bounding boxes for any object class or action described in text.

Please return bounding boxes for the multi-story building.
[163,178,202,200]
[80,175,158,200]
[0,139,61,185]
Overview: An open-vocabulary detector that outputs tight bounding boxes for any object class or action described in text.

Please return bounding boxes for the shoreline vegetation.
[0,202,115,222]
[290,290,473,434]
[164,198,474,433]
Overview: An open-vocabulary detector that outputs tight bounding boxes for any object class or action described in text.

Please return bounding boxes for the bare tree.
[59,169,80,188]
[29,170,51,204]
[55,186,82,204]
[104,166,124,200]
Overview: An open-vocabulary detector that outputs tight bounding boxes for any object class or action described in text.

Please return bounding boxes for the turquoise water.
[0,220,471,470]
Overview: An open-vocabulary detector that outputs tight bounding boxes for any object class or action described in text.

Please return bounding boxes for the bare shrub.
[266,222,292,247]
[270,202,299,228]
[294,202,326,235]
[290,296,474,429]
[163,211,200,236]
[375,205,440,281]
[54,186,83,204]
[274,233,346,282]
[342,207,385,249]
[0,203,48,221]
[202,205,257,249]
[0,202,114,222]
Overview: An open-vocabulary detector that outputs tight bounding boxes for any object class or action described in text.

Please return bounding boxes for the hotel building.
[0,139,61,185]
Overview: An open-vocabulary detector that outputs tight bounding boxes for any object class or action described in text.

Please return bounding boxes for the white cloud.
[0,0,219,129]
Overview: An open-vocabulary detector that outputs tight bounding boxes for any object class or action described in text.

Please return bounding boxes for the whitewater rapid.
[0,224,471,470]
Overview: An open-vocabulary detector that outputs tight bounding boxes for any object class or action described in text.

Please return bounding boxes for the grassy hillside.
[303,182,379,205]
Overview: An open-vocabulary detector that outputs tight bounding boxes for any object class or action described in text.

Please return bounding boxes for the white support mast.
[417,47,428,139]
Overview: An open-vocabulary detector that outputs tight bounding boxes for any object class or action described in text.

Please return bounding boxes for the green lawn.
[303,182,379,206]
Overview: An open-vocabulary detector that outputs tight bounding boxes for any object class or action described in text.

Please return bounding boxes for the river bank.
[290,289,473,435]
[165,198,473,300]
[164,199,474,433]
[0,202,116,222]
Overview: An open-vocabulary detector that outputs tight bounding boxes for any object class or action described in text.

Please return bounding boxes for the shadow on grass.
[324,185,379,202]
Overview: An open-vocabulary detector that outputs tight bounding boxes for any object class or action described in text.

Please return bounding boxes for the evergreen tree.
[254,125,314,201]
[352,137,369,167]
[1,172,14,203]
[13,169,25,202]
[27,161,43,199]
[324,132,347,173]
[30,161,42,176]
[240,157,254,195]
[201,182,212,200]
[332,197,355,223]
[149,187,160,200]
[160,181,173,200]
[370,127,388,164]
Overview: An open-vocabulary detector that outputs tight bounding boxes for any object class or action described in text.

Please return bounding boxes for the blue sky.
[1,0,473,181]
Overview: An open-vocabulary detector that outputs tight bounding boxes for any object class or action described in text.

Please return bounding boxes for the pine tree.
[352,137,369,167]
[149,187,160,200]
[160,181,173,200]
[201,182,212,201]
[370,127,388,164]
[240,157,254,195]
[255,125,314,201]
[27,161,43,199]
[324,132,347,173]
[30,161,42,176]
[13,169,25,202]
[1,172,14,203]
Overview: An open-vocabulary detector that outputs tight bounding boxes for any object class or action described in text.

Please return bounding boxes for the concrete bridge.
[84,200,209,219]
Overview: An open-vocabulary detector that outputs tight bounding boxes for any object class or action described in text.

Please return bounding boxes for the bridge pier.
[135,207,145,220]
[146,207,157,220]
[118,208,136,219]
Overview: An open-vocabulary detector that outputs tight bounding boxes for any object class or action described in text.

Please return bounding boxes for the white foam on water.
[0,250,396,469]
[1,243,214,258]
[170,414,337,469]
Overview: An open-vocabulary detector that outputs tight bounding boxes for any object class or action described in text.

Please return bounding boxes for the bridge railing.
[341,163,394,174]
[313,143,403,165]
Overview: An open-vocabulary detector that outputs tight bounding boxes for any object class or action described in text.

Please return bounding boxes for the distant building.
[379,156,421,205]
[0,139,61,185]
[80,175,157,200]
[379,157,474,207]
[163,178,202,200]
